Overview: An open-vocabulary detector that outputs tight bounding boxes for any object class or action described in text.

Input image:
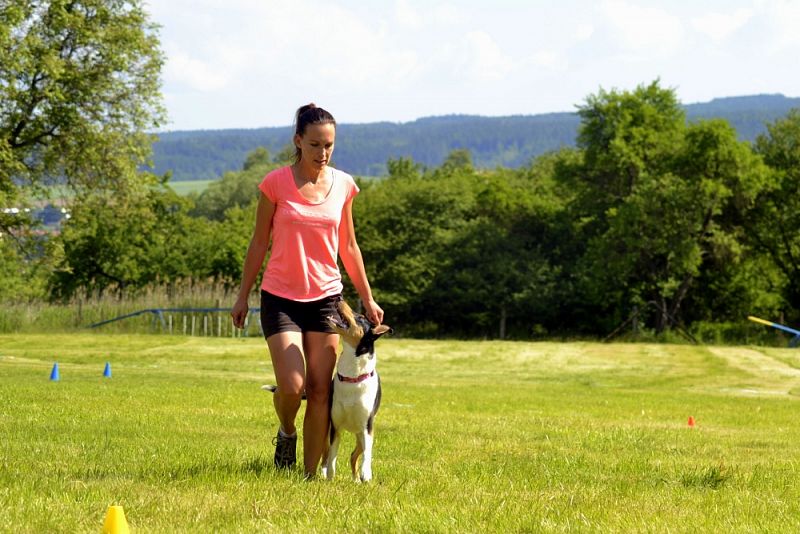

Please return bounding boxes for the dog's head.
[327,300,392,357]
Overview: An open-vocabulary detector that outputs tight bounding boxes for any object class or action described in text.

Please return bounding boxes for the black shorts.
[260,290,341,338]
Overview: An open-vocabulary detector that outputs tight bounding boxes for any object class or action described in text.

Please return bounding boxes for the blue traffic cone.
[50,362,60,381]
[103,362,112,378]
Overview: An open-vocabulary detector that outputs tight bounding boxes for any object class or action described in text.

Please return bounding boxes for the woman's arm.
[231,193,275,328]
[339,198,384,325]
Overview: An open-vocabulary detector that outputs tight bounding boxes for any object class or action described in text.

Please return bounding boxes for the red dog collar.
[337,370,375,383]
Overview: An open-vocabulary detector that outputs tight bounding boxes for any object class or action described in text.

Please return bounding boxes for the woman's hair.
[293,103,336,164]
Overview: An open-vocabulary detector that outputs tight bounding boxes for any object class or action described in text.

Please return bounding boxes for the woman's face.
[295,123,335,170]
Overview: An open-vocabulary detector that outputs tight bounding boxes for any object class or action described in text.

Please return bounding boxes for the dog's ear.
[328,300,353,329]
[326,314,348,330]
[356,324,393,356]
[371,324,393,337]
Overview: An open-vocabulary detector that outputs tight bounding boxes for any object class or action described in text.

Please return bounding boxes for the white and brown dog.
[321,300,392,482]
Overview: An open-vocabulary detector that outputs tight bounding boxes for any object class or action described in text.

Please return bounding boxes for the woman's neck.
[294,162,327,184]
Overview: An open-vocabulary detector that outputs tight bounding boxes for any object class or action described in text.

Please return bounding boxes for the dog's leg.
[349,436,364,482]
[322,379,335,480]
[326,426,340,480]
[320,443,329,479]
[359,377,380,482]
[359,430,374,482]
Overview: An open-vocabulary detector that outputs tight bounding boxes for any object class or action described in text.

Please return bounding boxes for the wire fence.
[87,308,262,338]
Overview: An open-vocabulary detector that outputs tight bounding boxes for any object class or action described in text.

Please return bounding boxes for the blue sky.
[147,0,800,131]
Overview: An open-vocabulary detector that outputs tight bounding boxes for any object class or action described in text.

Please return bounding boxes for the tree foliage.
[5,73,800,340]
[750,109,800,316]
[189,147,279,220]
[0,0,164,235]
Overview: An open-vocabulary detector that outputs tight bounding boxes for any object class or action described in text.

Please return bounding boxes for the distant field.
[167,179,216,196]
[165,175,379,197]
[2,335,800,532]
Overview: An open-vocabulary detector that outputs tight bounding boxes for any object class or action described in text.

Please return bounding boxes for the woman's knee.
[275,380,305,398]
[304,380,332,405]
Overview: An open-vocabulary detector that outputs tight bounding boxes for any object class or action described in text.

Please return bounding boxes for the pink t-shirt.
[258,166,359,302]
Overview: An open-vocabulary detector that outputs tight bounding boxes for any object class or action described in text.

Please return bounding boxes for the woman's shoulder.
[331,167,356,185]
[329,166,349,177]
[264,165,292,180]
[331,167,359,200]
[259,165,292,200]
[260,165,293,187]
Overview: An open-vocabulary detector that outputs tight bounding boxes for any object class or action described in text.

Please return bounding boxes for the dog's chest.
[331,377,377,430]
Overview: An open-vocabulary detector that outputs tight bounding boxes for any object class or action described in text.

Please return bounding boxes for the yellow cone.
[102,505,130,534]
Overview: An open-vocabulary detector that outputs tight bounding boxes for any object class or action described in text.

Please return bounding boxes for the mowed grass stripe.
[1,334,799,532]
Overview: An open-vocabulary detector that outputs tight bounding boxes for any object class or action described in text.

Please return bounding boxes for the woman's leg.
[302,331,339,477]
[266,331,305,434]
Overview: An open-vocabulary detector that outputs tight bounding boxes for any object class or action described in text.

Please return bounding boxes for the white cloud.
[529,50,568,72]
[394,0,466,30]
[459,30,515,81]
[164,49,229,92]
[691,8,753,43]
[601,0,686,57]
[395,0,422,29]
[296,7,420,87]
[149,0,800,130]
[761,0,800,49]
[573,22,595,42]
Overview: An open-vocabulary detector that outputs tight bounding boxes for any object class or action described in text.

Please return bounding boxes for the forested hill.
[151,94,800,180]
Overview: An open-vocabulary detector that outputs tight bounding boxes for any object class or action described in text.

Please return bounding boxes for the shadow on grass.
[680,463,732,490]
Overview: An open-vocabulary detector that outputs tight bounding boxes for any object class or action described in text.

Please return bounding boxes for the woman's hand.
[230,295,250,329]
[363,299,384,326]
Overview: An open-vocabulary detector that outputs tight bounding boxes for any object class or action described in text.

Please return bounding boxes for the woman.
[231,104,383,479]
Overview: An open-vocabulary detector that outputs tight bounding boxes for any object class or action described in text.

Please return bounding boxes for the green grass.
[167,179,216,196]
[1,335,800,532]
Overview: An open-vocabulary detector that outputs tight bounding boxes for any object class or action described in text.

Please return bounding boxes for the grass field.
[167,179,215,196]
[1,335,800,532]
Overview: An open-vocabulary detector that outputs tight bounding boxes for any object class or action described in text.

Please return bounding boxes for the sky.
[147,0,800,132]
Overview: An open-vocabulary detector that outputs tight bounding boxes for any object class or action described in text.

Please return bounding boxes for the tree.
[242,147,271,170]
[566,82,770,334]
[425,166,560,338]
[564,82,687,332]
[750,109,800,318]
[441,148,473,171]
[0,234,52,300]
[0,0,164,235]
[190,147,279,220]
[50,180,195,297]
[574,80,685,230]
[352,157,473,332]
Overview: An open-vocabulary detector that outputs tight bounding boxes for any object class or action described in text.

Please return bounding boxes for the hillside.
[150,94,800,180]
